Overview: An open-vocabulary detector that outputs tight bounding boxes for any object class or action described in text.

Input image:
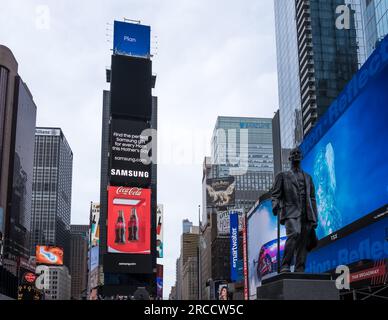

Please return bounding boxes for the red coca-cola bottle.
[115,210,125,244]
[128,208,139,241]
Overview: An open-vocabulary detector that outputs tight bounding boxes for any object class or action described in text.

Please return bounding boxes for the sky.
[0,0,278,298]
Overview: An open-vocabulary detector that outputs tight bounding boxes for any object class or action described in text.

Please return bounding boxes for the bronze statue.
[272,147,318,273]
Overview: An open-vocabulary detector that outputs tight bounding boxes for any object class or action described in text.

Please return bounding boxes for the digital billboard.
[156,205,164,259]
[230,212,241,282]
[36,246,64,266]
[306,216,388,274]
[110,118,152,187]
[301,36,388,243]
[217,209,244,236]
[110,54,152,120]
[113,21,151,58]
[90,202,100,247]
[206,177,235,208]
[107,186,151,254]
[247,195,286,299]
[156,264,163,299]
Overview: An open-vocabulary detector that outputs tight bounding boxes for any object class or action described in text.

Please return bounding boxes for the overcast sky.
[0,0,278,298]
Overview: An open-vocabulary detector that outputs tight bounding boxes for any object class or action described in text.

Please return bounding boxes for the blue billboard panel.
[230,212,239,282]
[90,246,99,272]
[306,217,388,273]
[247,198,286,299]
[113,21,150,58]
[301,36,388,241]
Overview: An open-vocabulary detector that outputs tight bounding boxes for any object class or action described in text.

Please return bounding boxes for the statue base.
[257,273,340,300]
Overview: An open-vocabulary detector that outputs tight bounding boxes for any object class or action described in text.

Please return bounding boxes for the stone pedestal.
[257,273,340,300]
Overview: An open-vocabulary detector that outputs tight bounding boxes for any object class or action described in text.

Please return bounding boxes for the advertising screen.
[107,186,151,254]
[110,54,152,120]
[247,196,286,299]
[230,212,240,282]
[301,38,388,242]
[110,118,152,187]
[113,21,151,58]
[90,202,100,247]
[217,209,244,236]
[206,177,235,208]
[35,246,64,265]
[156,205,164,258]
[156,264,163,299]
[306,216,388,274]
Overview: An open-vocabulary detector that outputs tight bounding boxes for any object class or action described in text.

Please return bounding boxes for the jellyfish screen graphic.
[301,60,388,241]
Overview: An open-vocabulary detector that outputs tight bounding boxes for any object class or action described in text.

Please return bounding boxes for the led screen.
[301,60,388,240]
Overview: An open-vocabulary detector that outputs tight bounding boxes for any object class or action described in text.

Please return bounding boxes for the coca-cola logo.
[116,187,143,196]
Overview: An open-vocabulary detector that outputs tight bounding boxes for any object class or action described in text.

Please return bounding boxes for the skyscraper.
[210,116,274,212]
[70,224,89,300]
[0,45,37,298]
[295,0,359,135]
[31,128,73,268]
[363,0,388,57]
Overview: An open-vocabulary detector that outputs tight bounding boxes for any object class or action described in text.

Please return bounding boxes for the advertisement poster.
[113,21,151,58]
[217,209,244,236]
[90,202,100,247]
[156,264,163,299]
[247,197,286,299]
[206,177,235,208]
[301,37,388,241]
[35,246,64,265]
[230,212,239,282]
[107,186,151,254]
[110,118,152,187]
[156,204,164,258]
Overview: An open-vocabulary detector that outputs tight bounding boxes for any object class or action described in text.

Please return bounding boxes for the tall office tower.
[0,45,37,299]
[211,116,274,212]
[363,0,388,57]
[274,1,304,161]
[295,0,359,135]
[31,128,73,268]
[70,225,89,300]
[99,21,158,298]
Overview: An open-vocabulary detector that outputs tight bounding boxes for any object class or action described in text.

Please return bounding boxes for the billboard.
[217,209,244,236]
[103,254,153,274]
[230,212,240,282]
[206,177,235,208]
[113,21,151,58]
[107,186,151,254]
[300,35,388,243]
[90,246,99,272]
[110,118,152,187]
[110,55,152,120]
[247,196,286,299]
[156,264,163,299]
[36,246,64,266]
[156,205,164,259]
[306,216,388,273]
[90,202,100,247]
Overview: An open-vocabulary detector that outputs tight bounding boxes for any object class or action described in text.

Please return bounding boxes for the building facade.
[31,128,73,268]
[70,224,89,300]
[43,265,71,300]
[295,0,359,135]
[363,0,388,57]
[182,256,198,300]
[0,46,37,299]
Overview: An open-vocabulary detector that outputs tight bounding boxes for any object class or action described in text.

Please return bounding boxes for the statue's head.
[289,147,303,164]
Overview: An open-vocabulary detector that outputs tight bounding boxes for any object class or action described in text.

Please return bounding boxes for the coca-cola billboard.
[107,186,151,254]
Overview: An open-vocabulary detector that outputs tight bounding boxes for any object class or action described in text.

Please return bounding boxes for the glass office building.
[274,0,303,170]
[363,0,388,57]
[210,116,274,212]
[31,128,73,267]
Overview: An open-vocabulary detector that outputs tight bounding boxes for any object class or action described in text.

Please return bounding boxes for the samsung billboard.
[301,34,388,244]
[113,21,151,58]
